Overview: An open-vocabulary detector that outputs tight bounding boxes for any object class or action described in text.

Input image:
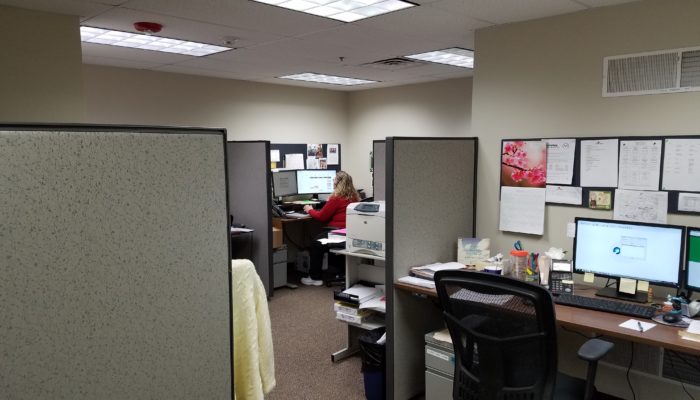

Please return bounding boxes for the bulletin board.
[499,135,700,216]
[270,143,342,171]
[0,124,231,399]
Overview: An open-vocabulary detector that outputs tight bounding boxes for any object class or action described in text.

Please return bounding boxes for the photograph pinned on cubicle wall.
[501,140,547,188]
[588,190,612,210]
[307,144,324,158]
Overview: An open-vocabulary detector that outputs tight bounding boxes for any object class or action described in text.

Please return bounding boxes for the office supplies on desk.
[334,284,382,306]
[411,262,466,280]
[618,319,656,332]
[398,275,436,289]
[549,260,573,295]
[457,237,490,266]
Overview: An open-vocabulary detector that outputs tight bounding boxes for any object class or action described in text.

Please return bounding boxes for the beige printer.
[346,201,385,257]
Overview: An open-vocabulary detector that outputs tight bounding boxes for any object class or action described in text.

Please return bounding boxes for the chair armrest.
[577,338,614,362]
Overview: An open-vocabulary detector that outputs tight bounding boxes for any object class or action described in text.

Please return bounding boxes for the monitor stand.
[595,286,648,303]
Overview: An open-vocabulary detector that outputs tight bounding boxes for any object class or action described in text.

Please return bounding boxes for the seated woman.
[301,171,360,286]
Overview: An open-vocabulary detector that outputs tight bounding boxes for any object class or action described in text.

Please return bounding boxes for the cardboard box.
[272,226,282,249]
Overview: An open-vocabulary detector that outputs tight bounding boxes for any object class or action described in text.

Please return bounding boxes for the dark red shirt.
[307,195,358,229]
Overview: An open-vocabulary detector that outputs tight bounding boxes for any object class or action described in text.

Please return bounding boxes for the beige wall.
[0,6,84,122]
[83,66,473,194]
[472,0,700,256]
[472,2,700,397]
[346,78,473,192]
[83,65,348,145]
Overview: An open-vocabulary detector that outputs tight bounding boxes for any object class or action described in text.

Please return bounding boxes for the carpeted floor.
[266,274,366,400]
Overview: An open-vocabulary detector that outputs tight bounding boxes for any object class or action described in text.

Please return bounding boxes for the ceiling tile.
[122,0,342,37]
[81,6,285,48]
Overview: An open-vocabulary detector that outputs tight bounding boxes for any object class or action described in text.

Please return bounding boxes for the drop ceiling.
[0,0,640,91]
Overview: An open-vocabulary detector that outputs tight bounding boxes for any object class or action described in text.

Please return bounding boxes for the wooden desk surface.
[394,281,700,356]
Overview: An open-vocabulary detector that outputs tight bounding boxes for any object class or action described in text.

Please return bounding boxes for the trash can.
[359,327,386,400]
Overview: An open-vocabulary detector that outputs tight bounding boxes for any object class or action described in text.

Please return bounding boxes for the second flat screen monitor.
[685,228,700,291]
[297,170,335,195]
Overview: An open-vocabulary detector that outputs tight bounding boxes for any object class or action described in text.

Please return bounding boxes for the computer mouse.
[662,312,682,324]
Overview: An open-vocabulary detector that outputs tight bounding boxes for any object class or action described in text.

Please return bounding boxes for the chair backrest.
[434,270,558,400]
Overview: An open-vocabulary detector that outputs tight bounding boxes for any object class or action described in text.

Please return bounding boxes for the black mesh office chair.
[434,270,613,400]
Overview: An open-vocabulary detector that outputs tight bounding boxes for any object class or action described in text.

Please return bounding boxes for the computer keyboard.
[284,212,308,219]
[554,293,656,319]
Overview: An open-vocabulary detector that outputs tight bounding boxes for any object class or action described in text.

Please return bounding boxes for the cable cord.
[667,350,698,400]
[627,342,636,400]
[561,325,601,340]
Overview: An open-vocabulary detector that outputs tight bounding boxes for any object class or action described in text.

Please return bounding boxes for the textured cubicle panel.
[227,141,273,295]
[372,140,386,201]
[386,137,477,400]
[0,127,231,400]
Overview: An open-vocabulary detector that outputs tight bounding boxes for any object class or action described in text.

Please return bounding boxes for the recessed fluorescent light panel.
[253,0,416,22]
[406,47,474,68]
[279,73,377,86]
[80,26,231,56]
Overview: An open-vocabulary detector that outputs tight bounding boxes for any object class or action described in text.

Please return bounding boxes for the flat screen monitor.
[573,218,684,301]
[684,228,700,291]
[296,170,336,195]
[272,170,297,197]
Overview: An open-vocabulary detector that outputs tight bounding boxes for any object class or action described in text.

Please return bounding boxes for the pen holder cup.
[510,250,529,281]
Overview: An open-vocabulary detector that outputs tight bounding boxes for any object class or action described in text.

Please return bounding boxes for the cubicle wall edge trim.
[264,141,274,296]
[222,132,235,393]
[372,139,386,199]
[471,137,479,236]
[0,122,230,135]
[385,137,396,400]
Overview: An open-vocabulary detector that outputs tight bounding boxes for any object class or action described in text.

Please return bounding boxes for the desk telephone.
[271,203,285,217]
[549,260,573,295]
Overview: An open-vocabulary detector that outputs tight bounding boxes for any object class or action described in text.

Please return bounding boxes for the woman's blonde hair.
[333,171,359,201]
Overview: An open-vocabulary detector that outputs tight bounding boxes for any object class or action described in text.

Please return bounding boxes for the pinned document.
[583,272,595,283]
[499,186,546,235]
[580,139,618,187]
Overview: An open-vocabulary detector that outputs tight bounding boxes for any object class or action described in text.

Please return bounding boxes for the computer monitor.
[573,217,684,302]
[272,170,297,197]
[684,227,700,292]
[296,170,336,195]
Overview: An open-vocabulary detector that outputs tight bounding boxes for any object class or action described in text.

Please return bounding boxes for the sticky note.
[637,280,650,292]
[583,272,595,283]
[619,278,637,295]
[567,222,576,238]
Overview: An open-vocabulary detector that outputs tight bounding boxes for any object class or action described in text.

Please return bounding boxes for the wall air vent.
[363,57,424,71]
[603,46,700,97]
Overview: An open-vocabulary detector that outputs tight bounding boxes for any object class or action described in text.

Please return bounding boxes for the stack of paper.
[334,284,382,306]
[398,275,436,289]
[679,320,700,342]
[411,262,466,280]
[334,283,384,323]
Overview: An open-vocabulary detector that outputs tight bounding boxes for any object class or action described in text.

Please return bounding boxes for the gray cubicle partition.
[386,137,478,400]
[1,125,232,400]
[373,140,386,201]
[227,141,273,296]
